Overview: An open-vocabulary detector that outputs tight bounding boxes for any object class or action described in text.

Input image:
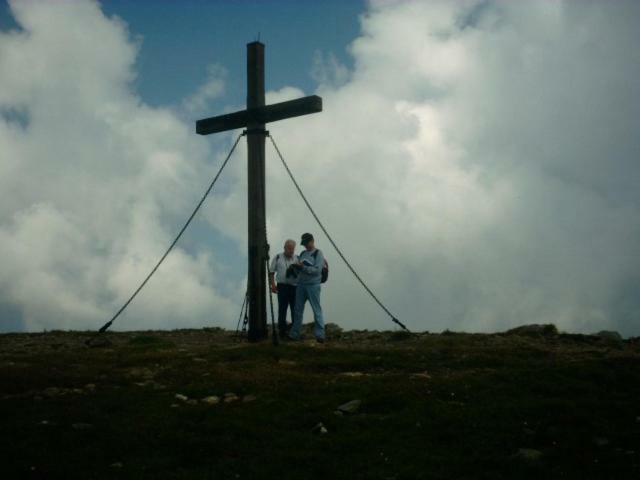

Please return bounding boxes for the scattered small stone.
[39,387,85,397]
[224,393,239,403]
[593,437,610,447]
[339,372,365,377]
[278,360,297,366]
[170,403,180,408]
[43,387,61,398]
[337,399,361,414]
[334,410,344,416]
[523,428,535,436]
[84,384,96,392]
[110,462,123,469]
[192,357,207,363]
[410,371,431,379]
[202,396,220,405]
[128,367,154,379]
[242,395,257,403]
[186,399,198,406]
[311,422,328,434]
[72,423,94,431]
[33,395,43,402]
[175,394,189,402]
[516,448,542,461]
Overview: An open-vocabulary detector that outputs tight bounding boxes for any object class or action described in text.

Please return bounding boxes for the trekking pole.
[265,249,279,346]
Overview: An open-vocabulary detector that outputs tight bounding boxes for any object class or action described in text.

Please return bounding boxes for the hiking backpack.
[312,250,329,283]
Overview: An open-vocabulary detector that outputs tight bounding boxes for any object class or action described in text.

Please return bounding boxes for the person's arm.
[269,257,278,292]
[301,250,323,275]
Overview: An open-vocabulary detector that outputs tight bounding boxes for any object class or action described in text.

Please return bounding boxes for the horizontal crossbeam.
[196,95,322,135]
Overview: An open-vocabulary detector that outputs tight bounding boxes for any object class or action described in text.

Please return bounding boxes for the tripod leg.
[266,257,279,346]
[235,291,248,336]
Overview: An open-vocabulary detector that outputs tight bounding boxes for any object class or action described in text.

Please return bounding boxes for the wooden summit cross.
[196,42,322,342]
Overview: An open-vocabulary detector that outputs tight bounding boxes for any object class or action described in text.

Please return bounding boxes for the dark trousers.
[277,284,297,334]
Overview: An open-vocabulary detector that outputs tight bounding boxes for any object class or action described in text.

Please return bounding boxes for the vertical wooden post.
[195,42,321,342]
[246,41,268,342]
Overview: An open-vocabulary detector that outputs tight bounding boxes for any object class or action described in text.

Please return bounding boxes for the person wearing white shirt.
[269,239,299,337]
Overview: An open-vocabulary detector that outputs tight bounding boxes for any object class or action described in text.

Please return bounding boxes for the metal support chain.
[98,133,243,333]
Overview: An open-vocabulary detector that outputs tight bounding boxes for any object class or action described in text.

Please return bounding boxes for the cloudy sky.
[0,0,638,336]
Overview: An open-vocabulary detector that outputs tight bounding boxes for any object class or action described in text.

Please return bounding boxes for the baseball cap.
[301,233,314,245]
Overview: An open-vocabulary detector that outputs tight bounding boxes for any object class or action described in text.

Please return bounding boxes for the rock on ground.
[595,330,623,342]
[505,324,558,337]
[516,448,542,461]
[337,399,361,414]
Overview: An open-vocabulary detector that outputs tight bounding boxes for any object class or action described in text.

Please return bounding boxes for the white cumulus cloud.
[258,0,640,336]
[0,0,239,331]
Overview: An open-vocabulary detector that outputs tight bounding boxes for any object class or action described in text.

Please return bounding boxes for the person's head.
[301,233,315,251]
[283,239,296,257]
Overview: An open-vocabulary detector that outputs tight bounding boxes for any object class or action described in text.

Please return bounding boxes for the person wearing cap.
[268,239,299,337]
[288,233,326,343]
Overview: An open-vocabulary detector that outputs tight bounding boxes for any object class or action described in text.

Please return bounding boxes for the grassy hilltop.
[1,325,639,479]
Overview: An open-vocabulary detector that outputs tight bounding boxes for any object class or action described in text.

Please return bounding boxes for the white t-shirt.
[269,253,299,285]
